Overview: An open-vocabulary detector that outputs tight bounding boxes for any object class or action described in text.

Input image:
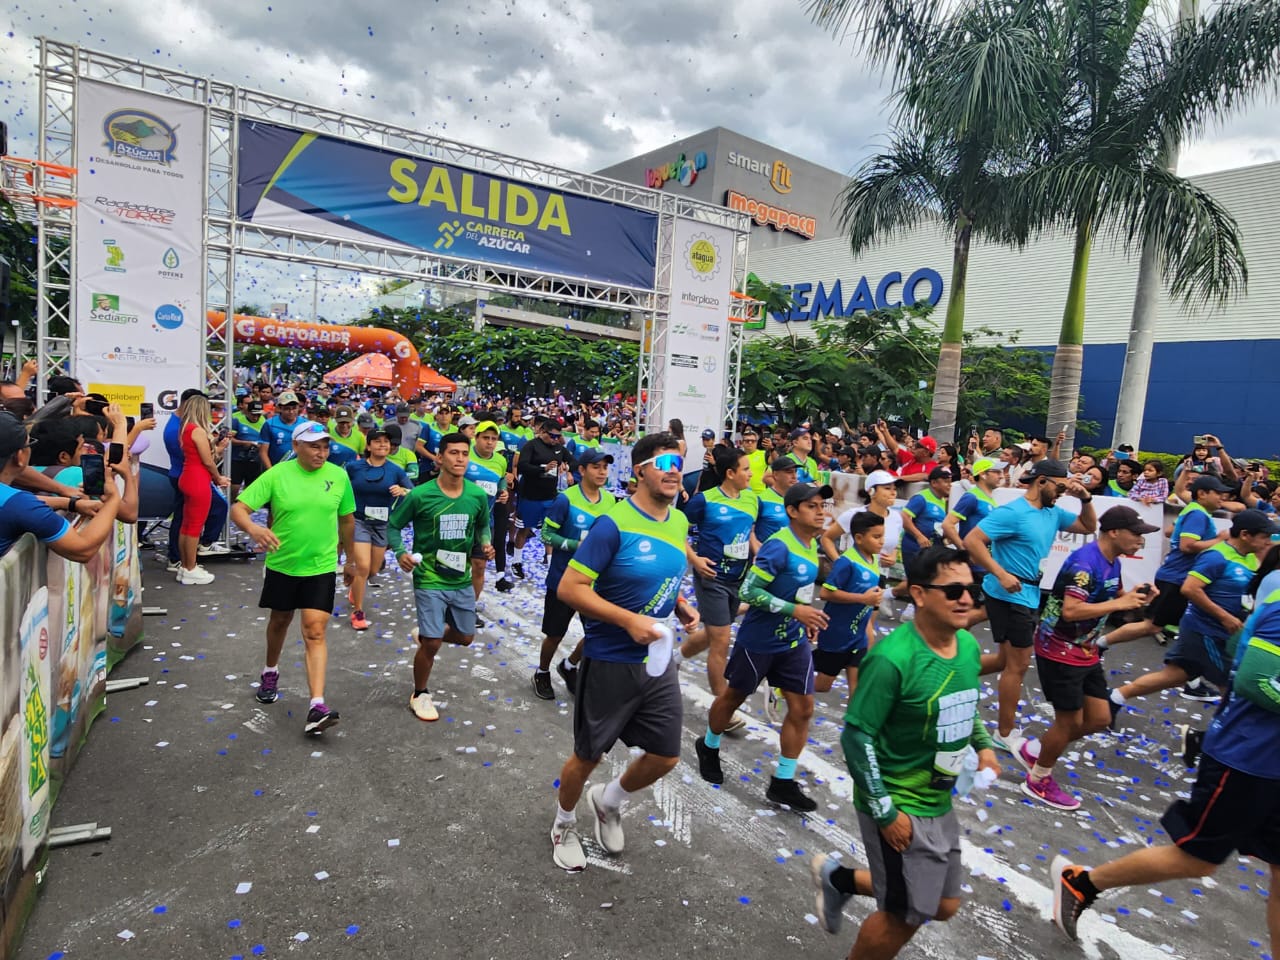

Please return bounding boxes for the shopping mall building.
[598,129,1280,457]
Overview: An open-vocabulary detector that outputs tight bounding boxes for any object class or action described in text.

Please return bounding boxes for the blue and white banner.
[237,121,659,289]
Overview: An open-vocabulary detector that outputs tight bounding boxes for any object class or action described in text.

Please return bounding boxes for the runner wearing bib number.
[815,512,886,698]
[389,433,493,723]
[466,422,511,617]
[345,429,412,632]
[694,482,831,813]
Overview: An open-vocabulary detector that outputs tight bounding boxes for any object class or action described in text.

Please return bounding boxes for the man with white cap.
[258,389,306,469]
[231,420,357,737]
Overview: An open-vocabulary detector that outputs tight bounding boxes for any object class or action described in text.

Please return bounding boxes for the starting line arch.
[30,38,754,441]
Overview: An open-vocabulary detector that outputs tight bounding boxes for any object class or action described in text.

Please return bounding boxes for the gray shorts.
[573,658,682,762]
[353,517,388,547]
[858,809,962,926]
[414,586,477,639]
[693,576,741,628]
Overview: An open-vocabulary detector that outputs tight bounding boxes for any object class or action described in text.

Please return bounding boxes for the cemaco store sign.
[772,269,945,323]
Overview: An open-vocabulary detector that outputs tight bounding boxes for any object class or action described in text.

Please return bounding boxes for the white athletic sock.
[601,776,632,811]
[555,805,576,826]
[1110,689,1127,706]
[563,660,578,672]
[1030,763,1054,781]
[1095,634,1111,650]
[309,697,324,709]
[263,666,278,675]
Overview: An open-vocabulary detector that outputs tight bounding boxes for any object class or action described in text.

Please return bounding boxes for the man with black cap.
[1109,508,1278,718]
[964,459,1097,762]
[327,404,364,468]
[230,396,267,499]
[693,481,831,812]
[753,455,796,545]
[1020,505,1160,811]
[512,418,572,578]
[692,427,720,493]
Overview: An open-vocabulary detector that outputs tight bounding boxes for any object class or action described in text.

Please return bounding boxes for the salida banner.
[236,121,659,289]
[0,524,143,958]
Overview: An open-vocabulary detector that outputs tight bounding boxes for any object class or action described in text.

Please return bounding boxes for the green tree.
[0,195,44,343]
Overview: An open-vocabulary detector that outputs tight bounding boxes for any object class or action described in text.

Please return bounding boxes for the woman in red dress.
[177,395,230,584]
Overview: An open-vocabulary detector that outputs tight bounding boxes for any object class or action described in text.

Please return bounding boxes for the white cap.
[865,469,898,489]
[292,420,328,443]
[829,426,843,439]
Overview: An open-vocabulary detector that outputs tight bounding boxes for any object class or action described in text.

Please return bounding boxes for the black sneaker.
[1107,696,1122,732]
[767,776,817,812]
[495,577,514,593]
[256,669,280,704]
[1051,856,1097,941]
[1178,724,1204,767]
[555,659,578,696]
[531,670,555,700]
[1180,678,1219,702]
[694,736,724,784]
[304,703,340,736]
[513,562,525,580]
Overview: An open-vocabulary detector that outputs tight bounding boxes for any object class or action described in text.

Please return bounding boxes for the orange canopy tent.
[323,353,456,392]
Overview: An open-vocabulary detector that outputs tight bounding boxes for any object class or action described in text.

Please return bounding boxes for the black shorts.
[1165,622,1231,688]
[986,596,1038,649]
[1034,654,1108,712]
[693,576,741,627]
[1162,753,1280,865]
[258,568,336,614]
[724,642,815,696]
[813,646,867,677]
[1146,579,1189,631]
[541,590,577,638]
[231,459,262,485]
[573,658,682,761]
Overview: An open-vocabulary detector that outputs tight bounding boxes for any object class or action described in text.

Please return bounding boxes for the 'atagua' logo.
[683,232,722,282]
[102,109,178,165]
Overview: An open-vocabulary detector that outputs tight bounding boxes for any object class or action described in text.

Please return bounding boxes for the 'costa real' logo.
[682,231,721,283]
[154,304,185,331]
[101,108,178,165]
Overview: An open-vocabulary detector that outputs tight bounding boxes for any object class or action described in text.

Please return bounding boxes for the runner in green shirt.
[231,421,357,737]
[384,422,420,481]
[809,545,1000,953]
[390,432,493,722]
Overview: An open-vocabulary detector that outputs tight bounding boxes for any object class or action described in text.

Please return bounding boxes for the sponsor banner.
[236,121,659,289]
[74,80,207,466]
[661,220,734,451]
[87,382,146,416]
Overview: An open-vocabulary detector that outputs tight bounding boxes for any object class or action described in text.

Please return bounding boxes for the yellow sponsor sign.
[88,382,145,416]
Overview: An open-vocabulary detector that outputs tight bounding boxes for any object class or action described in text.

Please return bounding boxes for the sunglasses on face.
[917,582,984,603]
[637,453,684,473]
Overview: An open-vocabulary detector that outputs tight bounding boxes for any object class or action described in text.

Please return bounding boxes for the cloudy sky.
[3,0,1278,317]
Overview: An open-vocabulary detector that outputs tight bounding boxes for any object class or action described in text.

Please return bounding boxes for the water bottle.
[646,623,675,677]
[410,552,423,566]
[955,746,997,797]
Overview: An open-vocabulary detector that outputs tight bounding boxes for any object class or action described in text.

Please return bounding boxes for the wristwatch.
[68,496,81,513]
[1079,495,1093,503]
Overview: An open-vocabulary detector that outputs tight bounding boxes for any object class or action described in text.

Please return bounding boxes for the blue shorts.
[413,587,477,639]
[518,496,554,531]
[1166,622,1230,688]
[724,642,815,696]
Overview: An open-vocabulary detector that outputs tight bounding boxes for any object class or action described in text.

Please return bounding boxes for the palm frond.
[836,133,953,251]
[804,0,948,81]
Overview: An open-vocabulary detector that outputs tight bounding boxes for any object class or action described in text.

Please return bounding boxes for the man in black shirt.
[513,418,573,578]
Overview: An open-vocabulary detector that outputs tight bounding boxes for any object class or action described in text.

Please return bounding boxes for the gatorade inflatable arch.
[206,312,422,396]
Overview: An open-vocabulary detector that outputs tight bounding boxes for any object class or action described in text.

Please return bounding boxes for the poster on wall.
[660,219,735,448]
[73,80,207,465]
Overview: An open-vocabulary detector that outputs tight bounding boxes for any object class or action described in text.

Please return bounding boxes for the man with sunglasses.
[512,418,573,579]
[549,433,700,872]
[742,429,768,495]
[811,545,999,952]
[964,460,1096,763]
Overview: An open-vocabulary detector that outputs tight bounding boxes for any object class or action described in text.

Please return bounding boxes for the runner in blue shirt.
[343,428,412,632]
[258,390,306,468]
[753,456,795,546]
[1144,475,1232,646]
[815,511,885,698]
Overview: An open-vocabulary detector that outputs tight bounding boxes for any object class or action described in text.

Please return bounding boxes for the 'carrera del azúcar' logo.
[102,108,178,165]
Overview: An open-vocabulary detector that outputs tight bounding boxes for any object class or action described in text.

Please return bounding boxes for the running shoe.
[992,728,1027,757]
[475,615,486,629]
[198,542,231,555]
[1051,855,1096,941]
[304,703,339,736]
[1014,739,1041,774]
[513,562,526,580]
[810,854,851,934]
[694,736,724,784]
[766,776,817,813]
[531,670,555,701]
[165,560,181,573]
[1022,772,1080,810]
[587,784,625,854]
[176,565,215,585]
[878,595,895,620]
[1180,678,1219,702]
[550,821,586,872]
[1107,696,1123,732]
[900,603,916,622]
[255,670,280,704]
[495,577,514,593]
[350,610,370,631]
[409,692,438,722]
[724,711,749,734]
[1177,724,1204,767]
[762,687,784,726]
[555,659,578,696]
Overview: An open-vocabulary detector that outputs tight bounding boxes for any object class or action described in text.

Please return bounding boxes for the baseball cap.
[828,426,843,439]
[383,423,403,444]
[788,427,809,441]
[458,415,478,427]
[700,428,716,440]
[277,390,300,406]
[915,435,938,453]
[864,469,897,489]
[1232,509,1280,536]
[356,412,375,429]
[1019,459,1070,483]
[475,420,500,435]
[334,405,355,422]
[972,458,999,474]
[784,482,833,508]
[0,412,33,460]
[928,466,953,481]
[1099,505,1161,535]
[291,421,328,443]
[367,428,391,443]
[577,448,615,466]
[1190,475,1232,494]
[769,455,798,472]
[395,403,411,416]
[247,400,264,414]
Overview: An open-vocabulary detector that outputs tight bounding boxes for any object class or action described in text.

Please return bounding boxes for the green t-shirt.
[388,445,419,480]
[388,478,492,590]
[844,622,986,821]
[238,460,356,577]
[328,422,366,455]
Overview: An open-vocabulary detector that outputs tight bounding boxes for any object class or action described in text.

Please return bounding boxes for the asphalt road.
[16,542,1268,960]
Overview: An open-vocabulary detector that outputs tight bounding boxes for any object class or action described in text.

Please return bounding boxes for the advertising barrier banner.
[661,219,734,445]
[73,80,207,466]
[236,121,659,289]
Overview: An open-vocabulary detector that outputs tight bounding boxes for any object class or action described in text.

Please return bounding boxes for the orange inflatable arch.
[206,311,422,396]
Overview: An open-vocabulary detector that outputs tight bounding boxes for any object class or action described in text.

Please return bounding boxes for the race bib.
[795,584,815,604]
[724,541,749,560]
[436,549,467,572]
[477,480,498,496]
[931,746,967,789]
[364,506,389,521]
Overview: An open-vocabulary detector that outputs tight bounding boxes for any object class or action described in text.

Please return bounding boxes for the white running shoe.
[900,603,916,621]
[197,542,231,555]
[166,560,181,573]
[176,565,215,585]
[587,784,625,854]
[992,728,1033,762]
[878,596,896,620]
[409,692,439,722]
[550,821,587,872]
